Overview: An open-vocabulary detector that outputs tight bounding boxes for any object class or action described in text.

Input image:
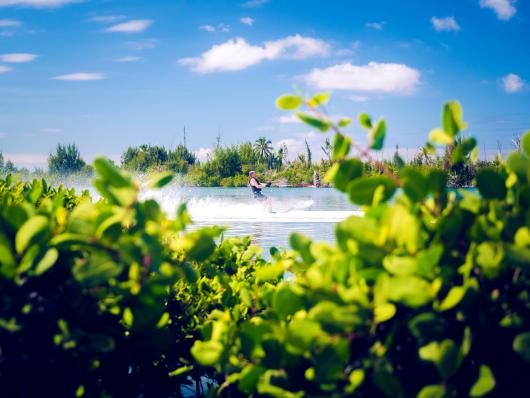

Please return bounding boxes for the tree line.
[0,134,515,187]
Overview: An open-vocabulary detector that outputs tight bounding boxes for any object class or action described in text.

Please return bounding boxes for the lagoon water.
[143,186,359,253]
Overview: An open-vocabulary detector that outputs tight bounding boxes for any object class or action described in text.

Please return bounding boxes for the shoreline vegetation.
[0,131,515,188]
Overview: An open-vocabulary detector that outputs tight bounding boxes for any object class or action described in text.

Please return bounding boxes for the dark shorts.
[253,192,268,201]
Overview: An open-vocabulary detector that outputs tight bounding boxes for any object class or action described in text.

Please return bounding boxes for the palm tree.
[254,137,273,167]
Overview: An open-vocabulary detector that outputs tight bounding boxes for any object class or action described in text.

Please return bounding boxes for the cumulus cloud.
[480,0,516,20]
[52,72,105,81]
[365,21,385,30]
[179,34,329,73]
[105,19,153,33]
[116,56,141,62]
[0,53,38,63]
[0,65,13,73]
[431,16,461,32]
[0,0,80,7]
[304,62,420,94]
[502,73,524,93]
[240,17,254,26]
[242,0,269,8]
[0,18,20,26]
[88,15,127,23]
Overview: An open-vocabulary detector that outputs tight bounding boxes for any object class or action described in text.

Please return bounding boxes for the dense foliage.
[48,144,88,175]
[1,94,530,398]
[191,95,530,397]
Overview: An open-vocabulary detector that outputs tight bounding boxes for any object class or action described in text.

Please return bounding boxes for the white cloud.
[365,21,385,30]
[242,0,269,8]
[349,95,369,102]
[0,0,80,7]
[0,53,38,63]
[0,65,13,73]
[241,17,254,26]
[179,34,330,73]
[52,72,105,81]
[200,24,215,32]
[125,39,157,51]
[480,0,516,20]
[304,62,420,94]
[502,73,524,93]
[431,16,461,32]
[0,18,20,26]
[275,114,300,124]
[105,19,153,33]
[116,56,141,62]
[42,127,63,133]
[274,131,327,160]
[194,147,211,162]
[88,15,127,23]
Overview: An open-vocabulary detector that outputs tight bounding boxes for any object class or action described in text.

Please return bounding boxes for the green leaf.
[513,332,530,363]
[168,365,193,378]
[94,157,132,188]
[332,133,351,160]
[439,286,466,311]
[15,215,49,254]
[348,176,397,206]
[296,112,331,132]
[384,276,433,308]
[307,92,330,107]
[191,340,224,366]
[369,120,386,150]
[256,264,285,282]
[470,365,495,397]
[287,319,324,352]
[522,131,530,157]
[419,339,462,379]
[442,101,467,137]
[72,252,124,287]
[383,255,417,276]
[275,94,303,110]
[429,129,453,145]
[506,152,528,180]
[272,285,305,318]
[324,158,363,192]
[402,168,428,202]
[34,248,59,275]
[374,303,396,324]
[150,172,174,188]
[476,242,504,279]
[451,137,477,165]
[359,113,372,129]
[418,385,446,398]
[337,117,351,128]
[476,169,506,199]
[290,232,315,264]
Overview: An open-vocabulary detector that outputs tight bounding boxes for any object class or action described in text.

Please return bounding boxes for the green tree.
[254,136,273,167]
[305,139,312,168]
[48,144,85,175]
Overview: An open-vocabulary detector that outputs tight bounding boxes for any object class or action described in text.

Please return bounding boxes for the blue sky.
[0,0,528,168]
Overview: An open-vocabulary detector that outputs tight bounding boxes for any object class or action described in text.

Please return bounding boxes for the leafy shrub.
[192,94,530,397]
[0,161,270,397]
